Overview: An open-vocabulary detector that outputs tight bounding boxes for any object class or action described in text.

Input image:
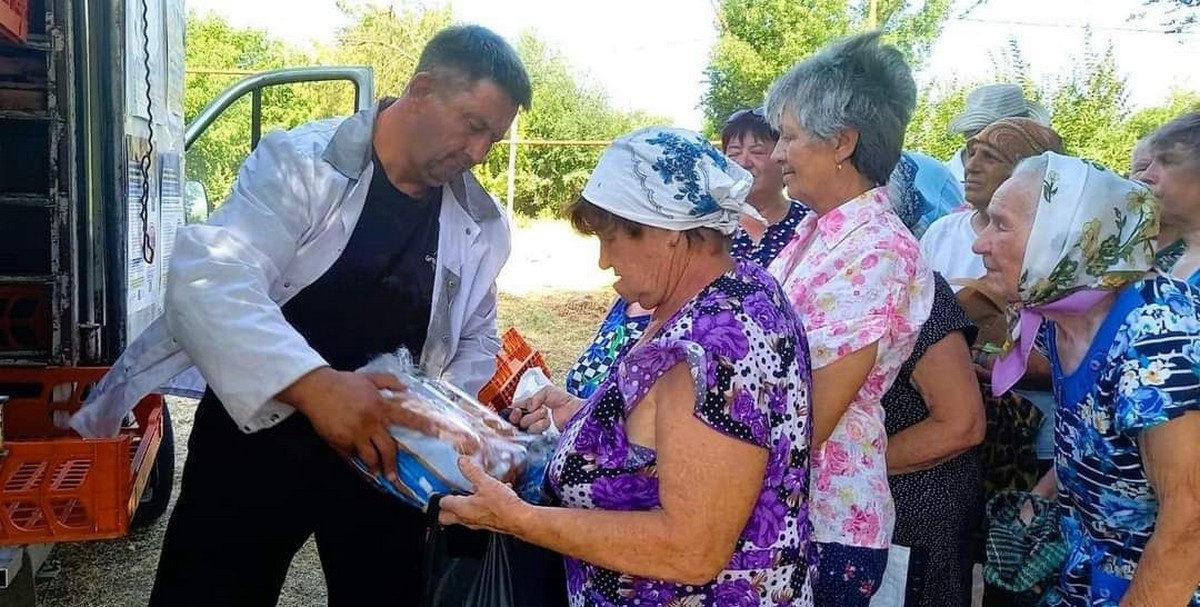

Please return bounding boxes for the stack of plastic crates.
[477,327,550,412]
[0,367,163,544]
[0,0,28,44]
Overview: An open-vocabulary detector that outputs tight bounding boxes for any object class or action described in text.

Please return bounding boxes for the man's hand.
[279,367,418,484]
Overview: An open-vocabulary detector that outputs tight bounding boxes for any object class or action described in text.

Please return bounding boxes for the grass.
[496,289,613,380]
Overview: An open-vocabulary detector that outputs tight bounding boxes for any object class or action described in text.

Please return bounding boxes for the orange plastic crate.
[477,327,550,412]
[0,0,28,44]
[0,367,163,545]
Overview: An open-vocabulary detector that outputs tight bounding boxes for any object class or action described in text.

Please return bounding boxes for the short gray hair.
[765,31,917,185]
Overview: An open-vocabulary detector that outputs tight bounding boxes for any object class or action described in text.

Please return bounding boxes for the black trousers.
[149,392,428,606]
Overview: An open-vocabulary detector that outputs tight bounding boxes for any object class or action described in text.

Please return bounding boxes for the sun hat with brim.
[948,83,1051,135]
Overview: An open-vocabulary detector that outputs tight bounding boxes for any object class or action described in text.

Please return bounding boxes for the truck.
[0,0,374,602]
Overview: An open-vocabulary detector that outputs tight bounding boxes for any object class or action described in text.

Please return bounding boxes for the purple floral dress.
[547,260,816,606]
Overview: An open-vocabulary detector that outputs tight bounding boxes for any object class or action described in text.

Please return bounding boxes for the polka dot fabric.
[547,259,816,606]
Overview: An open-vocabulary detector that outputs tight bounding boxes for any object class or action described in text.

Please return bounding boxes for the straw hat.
[948,84,1050,135]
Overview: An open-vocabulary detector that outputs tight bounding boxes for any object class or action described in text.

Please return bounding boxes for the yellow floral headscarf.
[992,152,1158,395]
[1018,153,1158,306]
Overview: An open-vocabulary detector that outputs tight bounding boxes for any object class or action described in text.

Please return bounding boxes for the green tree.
[1126,89,1200,139]
[1042,36,1134,170]
[475,32,667,216]
[700,0,952,134]
[329,1,453,97]
[185,12,355,206]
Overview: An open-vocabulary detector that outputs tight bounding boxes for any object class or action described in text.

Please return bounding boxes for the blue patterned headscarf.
[887,151,966,239]
[582,126,753,235]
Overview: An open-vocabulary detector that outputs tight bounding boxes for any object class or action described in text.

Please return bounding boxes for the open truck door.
[0,0,374,602]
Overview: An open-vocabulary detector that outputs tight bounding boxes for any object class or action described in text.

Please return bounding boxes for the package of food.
[349,349,549,510]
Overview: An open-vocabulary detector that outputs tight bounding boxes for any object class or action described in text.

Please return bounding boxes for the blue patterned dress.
[730,202,807,268]
[1043,276,1200,606]
[547,259,816,606]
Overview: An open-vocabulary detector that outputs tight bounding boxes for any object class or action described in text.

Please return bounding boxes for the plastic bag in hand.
[348,348,535,510]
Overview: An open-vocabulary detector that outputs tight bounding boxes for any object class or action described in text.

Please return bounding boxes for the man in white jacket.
[127,25,530,605]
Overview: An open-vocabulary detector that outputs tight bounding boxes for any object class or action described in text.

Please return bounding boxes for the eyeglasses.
[724,106,766,125]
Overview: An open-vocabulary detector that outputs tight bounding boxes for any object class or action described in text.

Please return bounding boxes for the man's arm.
[1121,411,1200,606]
[165,130,328,432]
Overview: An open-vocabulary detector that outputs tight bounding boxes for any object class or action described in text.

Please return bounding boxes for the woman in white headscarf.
[975,152,1200,606]
[440,127,818,606]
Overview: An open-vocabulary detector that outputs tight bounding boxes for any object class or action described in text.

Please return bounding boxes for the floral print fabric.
[768,187,934,549]
[547,259,816,606]
[1043,276,1200,606]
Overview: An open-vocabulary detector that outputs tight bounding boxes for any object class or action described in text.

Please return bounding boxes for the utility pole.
[867,0,879,29]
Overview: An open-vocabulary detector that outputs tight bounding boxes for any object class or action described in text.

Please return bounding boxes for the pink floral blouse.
[768,187,934,549]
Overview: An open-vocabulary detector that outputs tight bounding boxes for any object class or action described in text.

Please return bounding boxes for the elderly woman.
[444,127,817,606]
[922,118,1064,288]
[921,118,1065,503]
[763,32,933,604]
[974,152,1200,606]
[1129,136,1154,183]
[1142,112,1200,284]
[560,108,802,401]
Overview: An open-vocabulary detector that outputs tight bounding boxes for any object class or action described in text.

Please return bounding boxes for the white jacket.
[71,102,510,437]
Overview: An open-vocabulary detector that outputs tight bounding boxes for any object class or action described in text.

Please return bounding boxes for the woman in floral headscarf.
[443,127,817,606]
[974,152,1200,606]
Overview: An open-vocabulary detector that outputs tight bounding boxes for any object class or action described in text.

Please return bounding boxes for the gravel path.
[33,397,327,606]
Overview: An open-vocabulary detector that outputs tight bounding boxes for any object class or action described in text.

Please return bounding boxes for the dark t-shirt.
[281,153,441,371]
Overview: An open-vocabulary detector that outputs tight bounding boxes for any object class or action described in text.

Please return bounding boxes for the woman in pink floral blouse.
[763,32,936,605]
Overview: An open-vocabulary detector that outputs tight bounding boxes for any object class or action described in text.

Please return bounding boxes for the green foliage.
[700,0,952,135]
[474,33,667,217]
[186,4,660,217]
[329,1,453,97]
[903,34,1199,176]
[1041,34,1133,170]
[185,12,355,206]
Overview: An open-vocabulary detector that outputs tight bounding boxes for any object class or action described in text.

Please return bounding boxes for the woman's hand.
[438,457,529,534]
[506,385,583,433]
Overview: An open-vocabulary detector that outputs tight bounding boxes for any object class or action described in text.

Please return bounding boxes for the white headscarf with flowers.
[582,126,753,236]
[991,152,1159,395]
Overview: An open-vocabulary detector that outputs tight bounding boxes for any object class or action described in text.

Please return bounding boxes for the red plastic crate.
[0,0,28,44]
[477,327,550,412]
[0,367,163,545]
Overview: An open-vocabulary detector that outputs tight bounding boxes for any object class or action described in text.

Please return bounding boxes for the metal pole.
[505,113,518,218]
[867,0,879,29]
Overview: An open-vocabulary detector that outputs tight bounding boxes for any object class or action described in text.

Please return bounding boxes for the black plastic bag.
[422,495,568,607]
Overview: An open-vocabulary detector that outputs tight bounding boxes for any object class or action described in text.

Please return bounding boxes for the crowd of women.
[435,31,1200,607]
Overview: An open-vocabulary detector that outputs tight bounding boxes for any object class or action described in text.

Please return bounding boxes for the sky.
[186,0,1200,131]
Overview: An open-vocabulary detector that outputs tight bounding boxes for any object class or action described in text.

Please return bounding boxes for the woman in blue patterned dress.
[439,127,817,606]
[974,151,1200,606]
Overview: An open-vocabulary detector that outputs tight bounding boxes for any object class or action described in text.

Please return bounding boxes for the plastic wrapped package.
[349,349,553,510]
